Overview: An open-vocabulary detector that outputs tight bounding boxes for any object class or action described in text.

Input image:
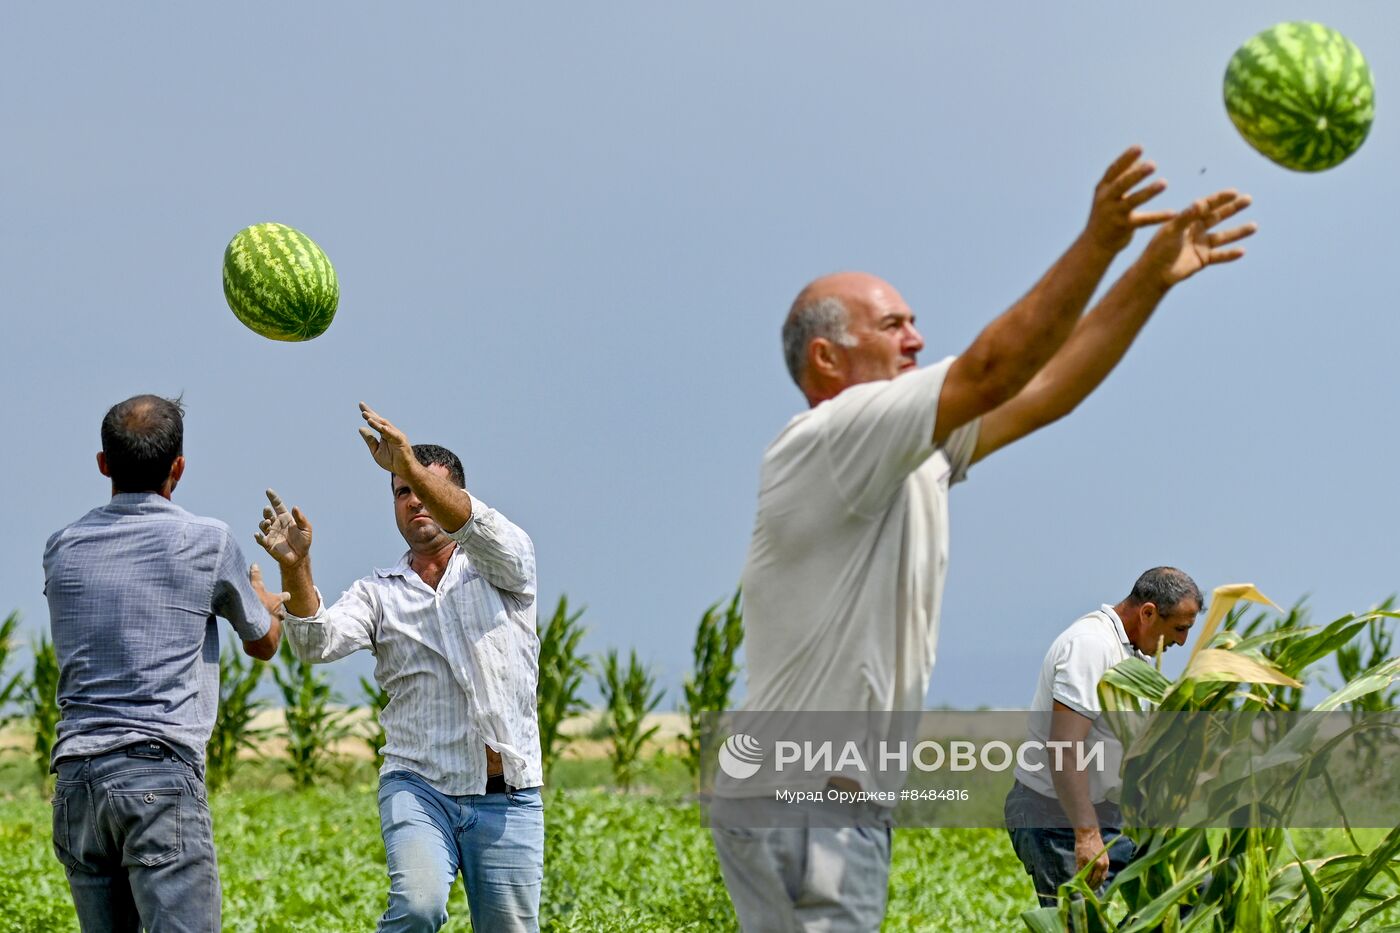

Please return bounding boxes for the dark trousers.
[52,742,220,933]
[1003,780,1135,908]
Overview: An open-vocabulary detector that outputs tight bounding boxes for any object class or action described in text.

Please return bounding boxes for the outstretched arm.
[358,402,473,532]
[255,489,319,617]
[934,147,1171,445]
[358,403,535,594]
[972,188,1256,462]
[255,489,376,662]
[242,564,286,660]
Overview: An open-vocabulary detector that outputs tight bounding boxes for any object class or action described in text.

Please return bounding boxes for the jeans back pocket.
[108,786,183,868]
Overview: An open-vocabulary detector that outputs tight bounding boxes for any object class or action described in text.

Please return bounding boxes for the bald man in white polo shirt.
[1005,567,1203,908]
[711,147,1254,931]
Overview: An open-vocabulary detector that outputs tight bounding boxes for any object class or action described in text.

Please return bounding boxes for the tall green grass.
[680,588,743,784]
[206,647,270,792]
[270,640,355,788]
[598,649,663,792]
[537,595,590,781]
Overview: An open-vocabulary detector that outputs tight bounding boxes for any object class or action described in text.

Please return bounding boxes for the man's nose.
[904,323,925,353]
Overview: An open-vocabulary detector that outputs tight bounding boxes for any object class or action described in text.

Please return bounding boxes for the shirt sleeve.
[282,581,378,663]
[1050,634,1119,719]
[447,495,536,598]
[211,534,272,642]
[816,358,980,514]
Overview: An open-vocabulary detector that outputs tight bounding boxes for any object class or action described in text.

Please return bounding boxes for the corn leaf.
[1314,656,1400,712]
[1019,906,1063,933]
[1187,584,1280,668]
[1182,649,1302,689]
[1102,657,1172,705]
[1317,824,1400,930]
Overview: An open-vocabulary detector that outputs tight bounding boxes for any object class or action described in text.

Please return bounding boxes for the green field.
[0,755,1037,931]
[4,753,1396,931]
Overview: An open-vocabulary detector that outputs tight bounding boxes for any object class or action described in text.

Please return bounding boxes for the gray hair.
[782,295,858,388]
[1127,567,1203,614]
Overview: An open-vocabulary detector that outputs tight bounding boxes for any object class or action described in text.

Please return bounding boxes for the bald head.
[100,394,185,493]
[790,272,904,314]
[782,272,924,404]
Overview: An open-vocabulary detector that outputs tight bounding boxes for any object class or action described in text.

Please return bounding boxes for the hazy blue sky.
[5,3,1397,708]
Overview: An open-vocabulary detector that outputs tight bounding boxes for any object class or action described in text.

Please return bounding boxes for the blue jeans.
[376,769,544,933]
[51,742,220,933]
[1004,781,1135,908]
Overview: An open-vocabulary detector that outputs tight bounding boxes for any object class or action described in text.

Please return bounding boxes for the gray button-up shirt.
[44,493,272,769]
[282,495,542,794]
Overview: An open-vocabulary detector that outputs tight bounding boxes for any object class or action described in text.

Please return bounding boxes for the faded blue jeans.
[51,741,220,933]
[1004,780,1136,908]
[376,769,544,933]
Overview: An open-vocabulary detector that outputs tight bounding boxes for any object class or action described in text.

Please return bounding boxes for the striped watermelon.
[222,223,339,341]
[1223,22,1374,172]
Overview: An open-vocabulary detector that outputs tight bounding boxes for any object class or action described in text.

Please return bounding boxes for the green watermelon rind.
[1223,20,1375,173]
[223,222,339,341]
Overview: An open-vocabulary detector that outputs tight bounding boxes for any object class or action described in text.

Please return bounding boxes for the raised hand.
[1085,147,1173,254]
[248,563,291,618]
[1138,189,1256,289]
[254,488,313,568]
[358,402,416,476]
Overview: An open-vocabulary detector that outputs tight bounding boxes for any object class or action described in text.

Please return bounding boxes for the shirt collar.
[374,545,463,579]
[105,492,185,515]
[375,551,416,579]
[1101,604,1151,661]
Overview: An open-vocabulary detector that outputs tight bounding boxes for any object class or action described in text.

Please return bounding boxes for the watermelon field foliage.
[1020,601,1400,933]
[0,756,1043,931]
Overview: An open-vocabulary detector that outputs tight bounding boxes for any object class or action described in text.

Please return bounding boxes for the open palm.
[254,489,312,567]
[1144,189,1256,288]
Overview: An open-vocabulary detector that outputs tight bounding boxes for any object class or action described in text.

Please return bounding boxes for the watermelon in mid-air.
[1223,21,1374,172]
[223,223,339,341]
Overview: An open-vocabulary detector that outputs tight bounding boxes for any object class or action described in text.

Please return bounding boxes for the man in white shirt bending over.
[1006,567,1202,907]
[255,403,542,933]
[712,149,1254,932]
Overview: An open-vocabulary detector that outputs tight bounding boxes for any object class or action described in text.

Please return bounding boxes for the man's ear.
[1139,601,1159,623]
[97,452,110,477]
[167,455,186,492]
[809,338,842,380]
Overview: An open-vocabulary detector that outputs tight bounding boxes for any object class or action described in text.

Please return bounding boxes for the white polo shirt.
[719,359,979,797]
[1015,605,1148,802]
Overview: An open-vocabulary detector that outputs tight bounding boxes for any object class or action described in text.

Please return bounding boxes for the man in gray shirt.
[45,394,283,933]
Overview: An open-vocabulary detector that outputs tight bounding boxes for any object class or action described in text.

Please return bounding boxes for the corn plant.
[206,647,270,792]
[359,676,389,767]
[1021,587,1400,932]
[598,649,663,793]
[0,612,24,729]
[1232,601,1310,712]
[537,595,590,781]
[271,640,354,789]
[1333,603,1397,773]
[26,635,59,787]
[680,588,743,782]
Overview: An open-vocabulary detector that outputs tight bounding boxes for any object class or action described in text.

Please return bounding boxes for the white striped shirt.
[282,494,541,794]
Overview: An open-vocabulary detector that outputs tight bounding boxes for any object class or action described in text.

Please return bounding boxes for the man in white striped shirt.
[256,403,543,933]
